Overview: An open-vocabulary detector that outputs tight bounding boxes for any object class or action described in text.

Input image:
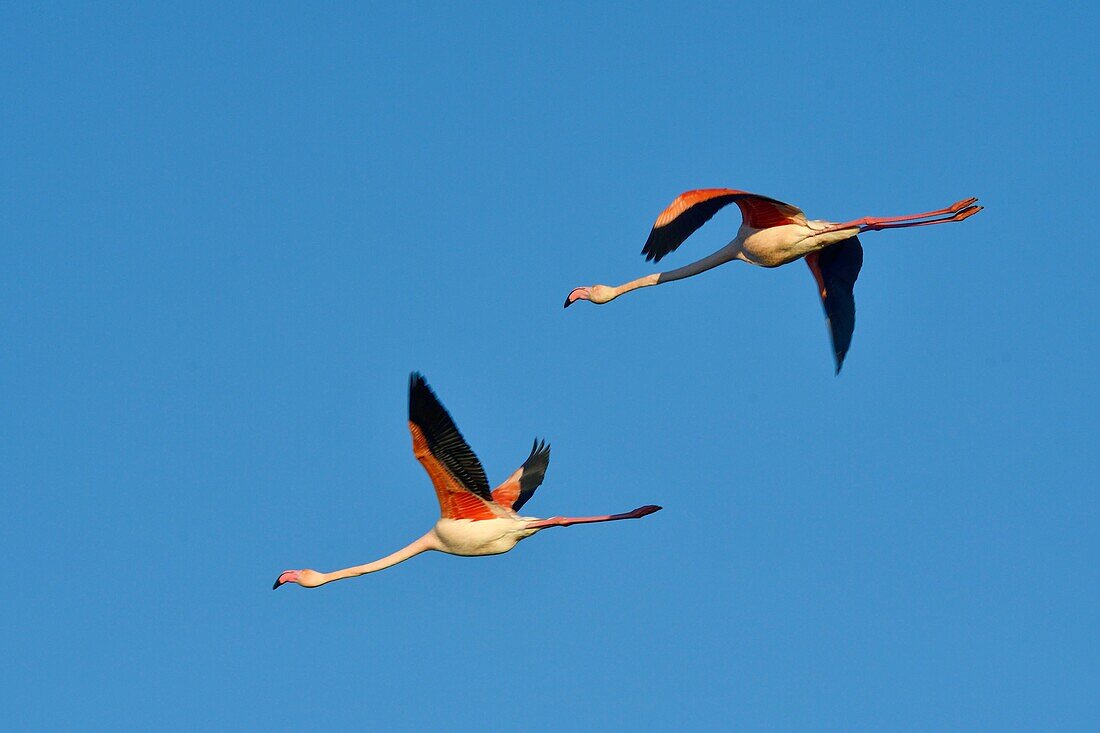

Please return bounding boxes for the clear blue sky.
[2,3,1098,730]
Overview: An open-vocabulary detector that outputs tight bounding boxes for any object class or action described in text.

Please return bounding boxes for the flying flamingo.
[564,189,982,372]
[273,373,662,589]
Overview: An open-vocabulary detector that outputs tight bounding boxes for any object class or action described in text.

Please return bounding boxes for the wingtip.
[408,372,440,419]
[834,350,847,375]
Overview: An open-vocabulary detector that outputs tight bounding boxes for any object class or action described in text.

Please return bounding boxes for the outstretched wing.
[491,439,551,513]
[805,237,864,374]
[642,188,806,263]
[408,373,499,520]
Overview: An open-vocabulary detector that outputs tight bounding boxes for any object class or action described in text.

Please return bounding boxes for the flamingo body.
[723,222,860,268]
[273,373,661,589]
[432,516,536,556]
[567,188,981,372]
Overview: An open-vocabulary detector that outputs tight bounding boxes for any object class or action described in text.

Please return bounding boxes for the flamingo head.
[564,285,616,308]
[273,569,322,590]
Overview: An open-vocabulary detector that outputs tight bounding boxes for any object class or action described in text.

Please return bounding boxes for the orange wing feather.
[651,188,747,228]
[491,468,522,510]
[409,423,500,520]
[735,195,805,229]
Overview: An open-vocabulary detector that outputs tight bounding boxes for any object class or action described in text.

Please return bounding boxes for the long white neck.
[607,273,660,299]
[656,239,743,283]
[316,533,439,586]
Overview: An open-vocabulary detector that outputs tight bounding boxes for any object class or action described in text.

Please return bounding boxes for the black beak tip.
[563,296,572,308]
[272,578,282,590]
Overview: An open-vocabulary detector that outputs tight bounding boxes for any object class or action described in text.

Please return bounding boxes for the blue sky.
[2,2,1098,730]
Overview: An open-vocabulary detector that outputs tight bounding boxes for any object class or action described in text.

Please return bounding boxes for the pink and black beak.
[564,287,589,308]
[273,570,299,590]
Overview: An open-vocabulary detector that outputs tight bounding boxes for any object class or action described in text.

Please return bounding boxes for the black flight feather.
[408,372,492,500]
[813,236,864,374]
[641,193,741,263]
[512,439,551,512]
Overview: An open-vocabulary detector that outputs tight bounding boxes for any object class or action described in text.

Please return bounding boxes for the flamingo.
[273,373,662,589]
[564,189,982,373]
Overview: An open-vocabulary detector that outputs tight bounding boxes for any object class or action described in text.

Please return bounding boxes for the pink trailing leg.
[857,204,982,232]
[824,197,982,234]
[525,504,662,529]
